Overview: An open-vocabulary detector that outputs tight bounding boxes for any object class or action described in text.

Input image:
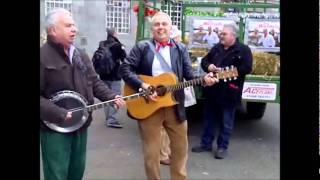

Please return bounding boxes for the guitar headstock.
[215,65,239,82]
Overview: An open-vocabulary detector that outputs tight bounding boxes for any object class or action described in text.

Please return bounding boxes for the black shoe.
[106,121,123,128]
[191,145,212,153]
[214,148,228,159]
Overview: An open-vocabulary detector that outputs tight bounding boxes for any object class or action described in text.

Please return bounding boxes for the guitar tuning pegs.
[224,78,227,82]
[233,77,237,80]
[225,66,231,81]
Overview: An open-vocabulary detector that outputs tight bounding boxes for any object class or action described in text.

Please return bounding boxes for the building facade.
[40,0,138,57]
[40,0,280,56]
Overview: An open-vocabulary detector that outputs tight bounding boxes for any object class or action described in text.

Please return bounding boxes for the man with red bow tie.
[120,11,218,180]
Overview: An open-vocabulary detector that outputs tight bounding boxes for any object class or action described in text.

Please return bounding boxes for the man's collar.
[47,35,73,57]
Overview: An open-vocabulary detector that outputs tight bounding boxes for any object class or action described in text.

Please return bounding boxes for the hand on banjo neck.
[64,95,126,121]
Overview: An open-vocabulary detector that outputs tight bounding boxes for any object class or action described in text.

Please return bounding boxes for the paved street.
[41,99,280,180]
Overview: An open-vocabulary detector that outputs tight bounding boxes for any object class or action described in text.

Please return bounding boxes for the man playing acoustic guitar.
[192,23,253,159]
[119,11,218,180]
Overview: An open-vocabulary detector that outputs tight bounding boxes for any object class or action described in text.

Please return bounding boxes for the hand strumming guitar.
[65,111,72,121]
[141,82,158,102]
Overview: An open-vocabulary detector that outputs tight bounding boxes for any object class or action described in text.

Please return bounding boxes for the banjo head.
[43,90,89,133]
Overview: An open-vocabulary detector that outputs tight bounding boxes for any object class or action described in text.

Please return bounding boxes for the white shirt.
[68,44,76,64]
[258,34,275,48]
[152,43,172,76]
[203,32,219,47]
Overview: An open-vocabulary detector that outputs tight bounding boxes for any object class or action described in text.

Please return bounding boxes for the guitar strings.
[166,77,203,92]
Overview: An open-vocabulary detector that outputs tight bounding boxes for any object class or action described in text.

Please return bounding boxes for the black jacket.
[201,39,253,107]
[119,39,195,122]
[96,35,126,81]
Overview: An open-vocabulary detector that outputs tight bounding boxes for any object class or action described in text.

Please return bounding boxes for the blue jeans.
[103,80,121,123]
[200,100,236,150]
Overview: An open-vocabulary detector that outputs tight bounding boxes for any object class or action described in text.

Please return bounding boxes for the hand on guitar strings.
[113,95,126,109]
[203,72,219,87]
[141,82,157,102]
[65,111,72,121]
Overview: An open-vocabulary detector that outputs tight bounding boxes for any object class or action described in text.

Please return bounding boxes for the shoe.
[106,121,123,128]
[160,158,171,165]
[214,148,228,159]
[191,145,212,153]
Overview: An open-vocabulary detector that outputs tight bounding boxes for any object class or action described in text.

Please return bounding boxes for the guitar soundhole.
[156,85,167,96]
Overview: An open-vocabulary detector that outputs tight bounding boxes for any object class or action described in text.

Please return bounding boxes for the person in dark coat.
[192,23,253,159]
[94,28,127,128]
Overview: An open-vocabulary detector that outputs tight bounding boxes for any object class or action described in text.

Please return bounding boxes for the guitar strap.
[146,40,173,73]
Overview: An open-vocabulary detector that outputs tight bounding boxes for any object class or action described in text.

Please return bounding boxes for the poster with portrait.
[188,17,238,48]
[244,18,280,51]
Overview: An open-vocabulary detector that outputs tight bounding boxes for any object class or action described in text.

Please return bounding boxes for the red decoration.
[133,4,139,13]
[133,4,158,16]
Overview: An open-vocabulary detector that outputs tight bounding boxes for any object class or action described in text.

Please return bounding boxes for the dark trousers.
[40,129,87,180]
[200,100,236,150]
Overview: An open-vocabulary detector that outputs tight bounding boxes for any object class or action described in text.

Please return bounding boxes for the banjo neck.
[45,90,149,133]
[70,92,144,113]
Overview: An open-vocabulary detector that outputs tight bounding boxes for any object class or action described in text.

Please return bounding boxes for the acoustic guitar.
[123,66,239,120]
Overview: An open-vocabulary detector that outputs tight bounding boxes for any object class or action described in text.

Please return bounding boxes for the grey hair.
[150,11,172,28]
[107,27,116,37]
[44,8,71,33]
[223,23,239,37]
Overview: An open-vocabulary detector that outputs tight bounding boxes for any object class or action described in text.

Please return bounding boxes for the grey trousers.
[103,80,121,123]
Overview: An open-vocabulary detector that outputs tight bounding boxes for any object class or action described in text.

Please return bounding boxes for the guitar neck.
[166,77,204,93]
[85,92,142,112]
[165,66,238,93]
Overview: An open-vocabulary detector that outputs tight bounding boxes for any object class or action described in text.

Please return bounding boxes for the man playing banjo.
[40,8,125,180]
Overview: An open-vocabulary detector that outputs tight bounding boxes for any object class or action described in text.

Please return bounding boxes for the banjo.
[43,89,148,133]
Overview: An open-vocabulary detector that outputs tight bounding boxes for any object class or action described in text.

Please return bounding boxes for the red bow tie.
[156,41,173,52]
